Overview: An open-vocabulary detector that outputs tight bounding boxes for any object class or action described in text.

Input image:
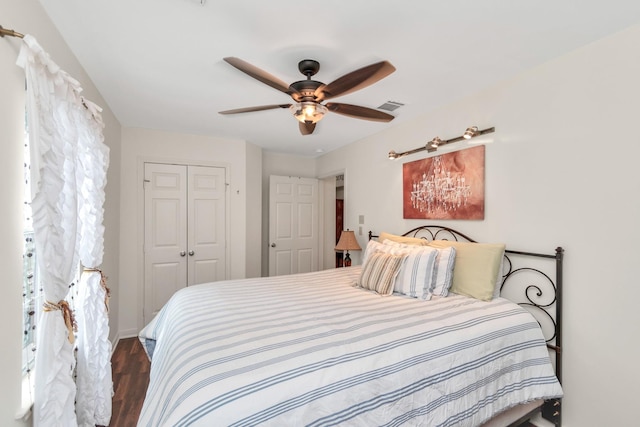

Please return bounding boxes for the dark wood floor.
[110,337,150,427]
[109,337,537,427]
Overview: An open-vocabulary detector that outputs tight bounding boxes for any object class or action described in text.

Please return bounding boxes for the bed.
[138,225,563,426]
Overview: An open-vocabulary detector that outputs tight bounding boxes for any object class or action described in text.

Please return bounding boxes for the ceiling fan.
[219,57,396,135]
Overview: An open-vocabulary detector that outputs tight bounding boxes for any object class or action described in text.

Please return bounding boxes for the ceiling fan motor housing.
[290,79,324,102]
[298,59,320,77]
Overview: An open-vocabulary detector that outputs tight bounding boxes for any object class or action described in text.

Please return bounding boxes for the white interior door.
[144,163,187,322]
[269,175,319,276]
[144,163,227,323]
[187,165,226,285]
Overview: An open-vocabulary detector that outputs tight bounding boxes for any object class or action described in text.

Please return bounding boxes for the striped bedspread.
[138,267,562,427]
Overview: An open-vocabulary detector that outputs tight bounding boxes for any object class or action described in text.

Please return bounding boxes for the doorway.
[335,175,344,267]
[268,175,319,276]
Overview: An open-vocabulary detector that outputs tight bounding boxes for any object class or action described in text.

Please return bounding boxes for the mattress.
[138,266,562,426]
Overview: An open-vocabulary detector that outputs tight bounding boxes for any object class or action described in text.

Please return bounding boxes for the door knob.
[179,251,186,257]
[189,250,195,256]
[271,243,276,247]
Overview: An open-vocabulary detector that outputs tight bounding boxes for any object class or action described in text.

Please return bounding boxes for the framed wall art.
[403,145,485,220]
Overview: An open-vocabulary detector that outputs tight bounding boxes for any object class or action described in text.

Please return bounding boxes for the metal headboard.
[369,225,563,426]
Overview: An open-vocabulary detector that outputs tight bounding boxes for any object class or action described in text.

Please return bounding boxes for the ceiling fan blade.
[299,121,316,135]
[326,103,395,122]
[224,57,297,96]
[316,61,396,101]
[219,104,291,115]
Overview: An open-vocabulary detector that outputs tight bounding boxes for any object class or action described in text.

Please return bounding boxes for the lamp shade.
[335,230,362,252]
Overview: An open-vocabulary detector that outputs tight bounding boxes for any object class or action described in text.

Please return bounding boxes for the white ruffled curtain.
[74,97,112,426]
[16,35,112,427]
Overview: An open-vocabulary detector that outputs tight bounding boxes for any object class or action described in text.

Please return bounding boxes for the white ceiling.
[37,0,640,157]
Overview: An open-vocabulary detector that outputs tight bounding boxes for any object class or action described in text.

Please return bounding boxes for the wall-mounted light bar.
[388,126,495,160]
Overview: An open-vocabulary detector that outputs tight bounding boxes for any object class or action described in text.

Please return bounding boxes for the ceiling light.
[463,126,479,139]
[387,126,495,159]
[430,137,442,149]
[290,102,327,124]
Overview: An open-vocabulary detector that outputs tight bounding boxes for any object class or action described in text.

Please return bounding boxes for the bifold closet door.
[144,163,226,323]
[187,165,226,286]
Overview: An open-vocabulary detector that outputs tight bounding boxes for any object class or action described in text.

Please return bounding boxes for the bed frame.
[369,225,563,426]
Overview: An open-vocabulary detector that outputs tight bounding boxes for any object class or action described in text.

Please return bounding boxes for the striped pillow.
[357,251,405,295]
[431,246,456,297]
[383,239,456,297]
[393,246,438,300]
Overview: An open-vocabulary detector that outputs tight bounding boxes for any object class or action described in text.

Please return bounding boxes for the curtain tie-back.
[43,300,76,344]
[83,267,111,313]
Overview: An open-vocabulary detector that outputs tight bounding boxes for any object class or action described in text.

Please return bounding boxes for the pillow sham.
[428,240,506,301]
[378,231,430,246]
[384,239,456,297]
[362,239,383,265]
[356,251,405,296]
[393,246,439,300]
[362,239,410,265]
[430,246,457,297]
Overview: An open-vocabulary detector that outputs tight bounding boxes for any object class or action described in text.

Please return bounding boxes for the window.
[21,111,41,409]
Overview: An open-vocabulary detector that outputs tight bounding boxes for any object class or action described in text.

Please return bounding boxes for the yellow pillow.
[428,240,505,301]
[379,231,429,246]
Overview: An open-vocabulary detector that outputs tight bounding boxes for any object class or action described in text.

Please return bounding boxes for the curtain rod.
[1,25,99,119]
[0,25,25,39]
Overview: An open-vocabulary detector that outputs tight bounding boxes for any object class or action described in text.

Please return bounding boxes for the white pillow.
[362,239,409,265]
[382,239,449,299]
[393,246,439,300]
[431,246,457,297]
[362,239,384,265]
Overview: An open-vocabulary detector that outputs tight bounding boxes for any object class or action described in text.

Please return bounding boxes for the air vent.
[378,101,404,112]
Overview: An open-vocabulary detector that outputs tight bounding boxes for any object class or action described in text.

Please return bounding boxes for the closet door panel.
[144,163,188,322]
[187,165,227,286]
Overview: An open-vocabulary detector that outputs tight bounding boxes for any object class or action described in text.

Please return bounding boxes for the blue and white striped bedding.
[138,267,562,427]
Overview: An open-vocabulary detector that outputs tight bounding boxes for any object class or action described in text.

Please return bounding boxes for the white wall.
[245,142,263,279]
[118,127,261,336]
[0,0,122,424]
[317,24,640,427]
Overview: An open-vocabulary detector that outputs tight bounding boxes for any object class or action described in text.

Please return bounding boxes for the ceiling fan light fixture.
[463,126,479,139]
[290,102,327,124]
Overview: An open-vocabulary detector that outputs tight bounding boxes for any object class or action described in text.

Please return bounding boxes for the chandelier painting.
[403,145,485,220]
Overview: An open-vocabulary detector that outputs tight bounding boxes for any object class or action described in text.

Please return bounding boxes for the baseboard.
[110,331,120,357]
[111,328,140,357]
[119,328,140,339]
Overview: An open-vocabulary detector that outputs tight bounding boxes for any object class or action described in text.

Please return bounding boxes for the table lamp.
[335,229,362,267]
